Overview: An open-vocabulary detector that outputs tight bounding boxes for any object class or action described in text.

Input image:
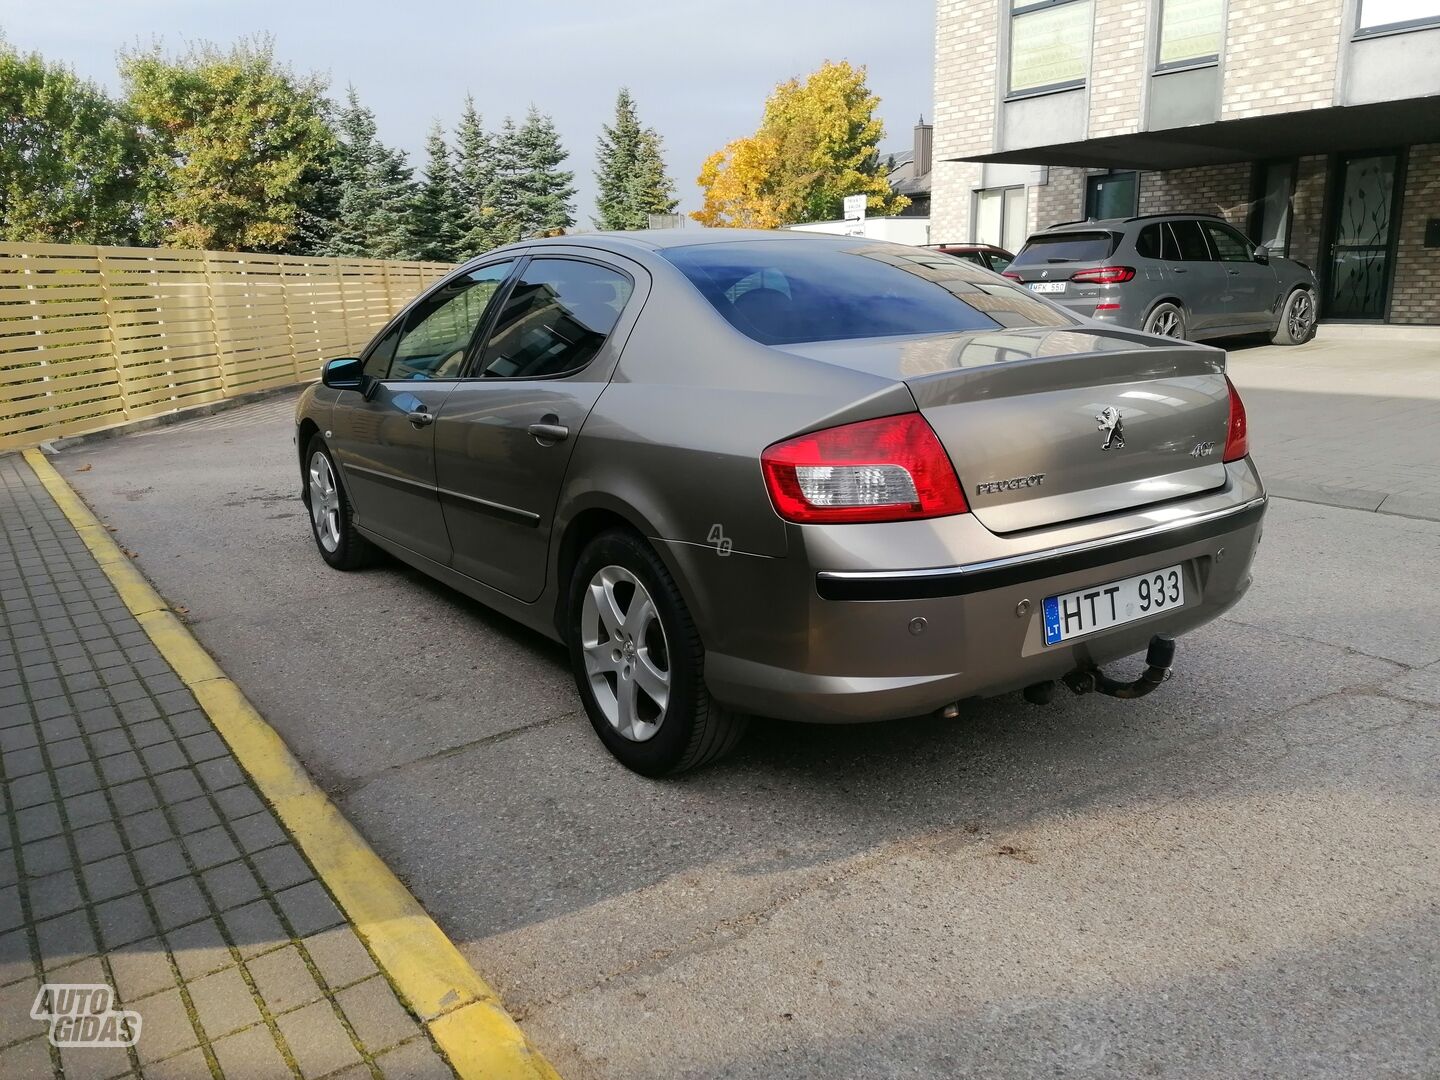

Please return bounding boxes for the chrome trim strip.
[816,495,1267,583]
[342,461,435,494]
[436,485,541,524]
[343,462,541,525]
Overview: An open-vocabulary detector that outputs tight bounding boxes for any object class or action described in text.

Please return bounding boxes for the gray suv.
[1005,214,1319,346]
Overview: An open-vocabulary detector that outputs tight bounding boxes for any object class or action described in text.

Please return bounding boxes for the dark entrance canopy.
[962,96,1440,170]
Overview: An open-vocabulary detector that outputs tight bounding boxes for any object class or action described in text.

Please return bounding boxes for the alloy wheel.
[308,451,342,553]
[1151,309,1181,337]
[1288,292,1315,339]
[580,564,671,742]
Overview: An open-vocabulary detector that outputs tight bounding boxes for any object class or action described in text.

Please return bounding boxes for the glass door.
[1325,152,1401,319]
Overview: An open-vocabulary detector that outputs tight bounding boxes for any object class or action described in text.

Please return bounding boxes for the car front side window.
[1202,222,1254,262]
[361,324,401,381]
[473,258,634,380]
[388,262,515,381]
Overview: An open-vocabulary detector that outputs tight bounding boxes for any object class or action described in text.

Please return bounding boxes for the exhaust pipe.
[1063,635,1175,700]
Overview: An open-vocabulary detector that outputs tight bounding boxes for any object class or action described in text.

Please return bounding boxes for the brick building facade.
[931,0,1440,324]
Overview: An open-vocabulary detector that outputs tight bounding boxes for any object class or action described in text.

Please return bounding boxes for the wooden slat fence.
[0,243,452,450]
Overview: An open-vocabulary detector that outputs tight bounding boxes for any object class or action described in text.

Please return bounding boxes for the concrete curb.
[1267,480,1440,523]
[22,448,560,1080]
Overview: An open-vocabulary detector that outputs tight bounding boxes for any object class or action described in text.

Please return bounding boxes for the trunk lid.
[780,327,1232,534]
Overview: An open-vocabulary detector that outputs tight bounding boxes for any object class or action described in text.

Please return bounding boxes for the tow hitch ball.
[1060,634,1177,701]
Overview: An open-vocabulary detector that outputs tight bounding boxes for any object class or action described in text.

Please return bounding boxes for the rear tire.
[303,435,377,571]
[1271,287,1318,345]
[1144,302,1187,340]
[566,529,747,776]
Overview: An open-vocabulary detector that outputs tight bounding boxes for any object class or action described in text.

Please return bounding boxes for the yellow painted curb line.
[23,450,560,1080]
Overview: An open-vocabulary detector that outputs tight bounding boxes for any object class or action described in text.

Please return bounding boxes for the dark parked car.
[296,231,1264,775]
[1004,214,1318,345]
[931,243,1015,274]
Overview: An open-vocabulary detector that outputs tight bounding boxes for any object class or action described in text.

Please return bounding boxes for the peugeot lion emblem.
[1095,406,1125,450]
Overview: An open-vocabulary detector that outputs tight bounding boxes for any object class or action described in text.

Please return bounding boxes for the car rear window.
[661,240,1069,345]
[1012,231,1120,267]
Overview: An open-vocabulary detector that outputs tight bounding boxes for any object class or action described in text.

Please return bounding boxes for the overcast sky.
[0,0,936,224]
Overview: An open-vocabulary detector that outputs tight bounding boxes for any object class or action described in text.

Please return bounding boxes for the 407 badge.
[31,984,142,1048]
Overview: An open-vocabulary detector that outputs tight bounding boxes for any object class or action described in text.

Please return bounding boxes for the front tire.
[303,435,377,570]
[1144,301,1187,340]
[566,529,747,776]
[1271,287,1317,345]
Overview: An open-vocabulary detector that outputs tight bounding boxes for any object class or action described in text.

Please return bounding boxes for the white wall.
[785,217,933,245]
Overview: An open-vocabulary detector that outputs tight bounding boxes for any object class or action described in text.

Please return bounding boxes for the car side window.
[387,262,514,381]
[1202,222,1253,262]
[1135,225,1161,259]
[987,252,1013,273]
[1167,220,1213,261]
[473,258,634,380]
[362,324,401,381]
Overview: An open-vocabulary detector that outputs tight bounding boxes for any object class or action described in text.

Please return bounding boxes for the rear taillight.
[1223,376,1249,462]
[1070,266,1136,284]
[761,413,968,524]
[1002,271,1022,282]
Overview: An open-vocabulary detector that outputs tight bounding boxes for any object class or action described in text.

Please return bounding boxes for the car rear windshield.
[1012,231,1120,267]
[661,240,1068,345]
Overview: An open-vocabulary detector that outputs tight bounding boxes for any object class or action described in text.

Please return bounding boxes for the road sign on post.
[843,194,867,237]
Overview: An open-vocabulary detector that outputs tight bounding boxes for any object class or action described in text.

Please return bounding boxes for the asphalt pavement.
[47,333,1440,1079]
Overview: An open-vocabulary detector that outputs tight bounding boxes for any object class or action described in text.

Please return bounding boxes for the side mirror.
[1253,245,1270,264]
[321,357,363,391]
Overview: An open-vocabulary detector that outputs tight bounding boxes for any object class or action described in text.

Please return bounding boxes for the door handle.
[1227,268,1241,276]
[527,422,569,443]
[1171,266,1188,274]
[406,407,434,428]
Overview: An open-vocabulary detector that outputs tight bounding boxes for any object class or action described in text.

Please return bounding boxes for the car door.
[1202,220,1273,330]
[327,261,517,565]
[1162,220,1228,334]
[432,252,647,602]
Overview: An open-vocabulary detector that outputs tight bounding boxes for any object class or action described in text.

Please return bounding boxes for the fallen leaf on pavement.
[75,464,92,472]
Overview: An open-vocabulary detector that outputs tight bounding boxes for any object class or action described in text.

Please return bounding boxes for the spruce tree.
[454,95,497,256]
[512,106,575,238]
[327,87,415,258]
[484,115,523,245]
[630,128,678,224]
[411,122,464,261]
[593,88,676,230]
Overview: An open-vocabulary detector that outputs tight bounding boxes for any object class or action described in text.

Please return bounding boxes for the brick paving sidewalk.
[0,453,453,1078]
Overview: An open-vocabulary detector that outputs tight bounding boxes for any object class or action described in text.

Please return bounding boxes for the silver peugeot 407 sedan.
[295,231,1265,775]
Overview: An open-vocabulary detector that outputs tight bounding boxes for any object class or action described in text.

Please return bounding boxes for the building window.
[1251,161,1296,256]
[1156,0,1223,67]
[1084,171,1138,220]
[1009,0,1093,96]
[1356,0,1440,34]
[975,186,1029,253]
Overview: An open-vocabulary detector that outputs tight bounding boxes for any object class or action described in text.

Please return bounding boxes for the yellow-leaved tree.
[692,60,906,228]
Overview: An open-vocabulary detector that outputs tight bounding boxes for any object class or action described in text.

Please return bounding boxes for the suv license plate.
[1043,565,1185,646]
[1029,282,1066,294]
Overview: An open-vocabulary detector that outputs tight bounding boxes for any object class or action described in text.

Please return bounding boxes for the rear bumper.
[679,460,1266,724]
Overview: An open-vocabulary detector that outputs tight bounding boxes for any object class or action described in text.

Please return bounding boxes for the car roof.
[1038,212,1228,235]
[462,229,941,272]
[509,228,866,253]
